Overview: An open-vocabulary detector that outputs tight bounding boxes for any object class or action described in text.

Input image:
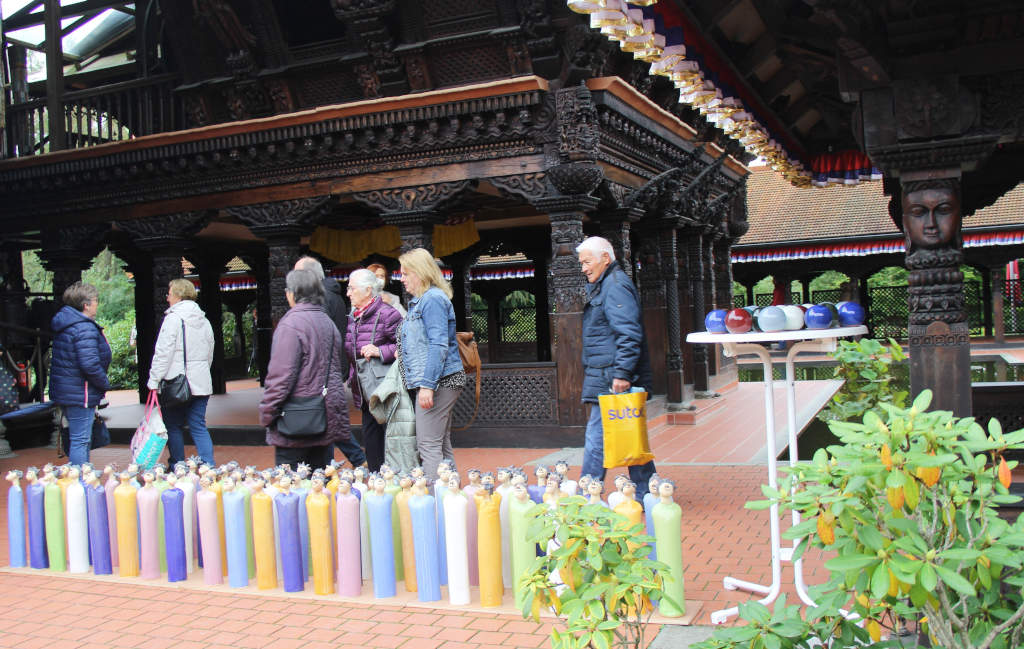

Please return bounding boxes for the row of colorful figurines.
[705,301,866,334]
[5,458,686,617]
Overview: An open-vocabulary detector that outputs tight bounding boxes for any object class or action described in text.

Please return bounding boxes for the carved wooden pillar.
[900,177,971,415]
[534,251,551,362]
[226,197,331,326]
[397,221,434,254]
[982,269,993,338]
[192,251,233,395]
[599,208,641,280]
[536,195,598,427]
[119,212,209,397]
[702,233,717,311]
[39,225,108,301]
[636,231,667,395]
[684,229,710,393]
[659,225,684,404]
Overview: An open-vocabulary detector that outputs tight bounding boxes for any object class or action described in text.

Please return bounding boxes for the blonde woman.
[397,248,465,479]
[147,278,216,466]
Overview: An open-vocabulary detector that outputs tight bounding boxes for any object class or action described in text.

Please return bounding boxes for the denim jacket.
[400,287,462,390]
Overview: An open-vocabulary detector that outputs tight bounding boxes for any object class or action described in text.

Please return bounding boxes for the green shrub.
[695,390,1024,649]
[818,337,907,424]
[520,496,671,649]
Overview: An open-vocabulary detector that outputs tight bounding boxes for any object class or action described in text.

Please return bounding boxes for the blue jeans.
[64,405,96,466]
[580,403,656,503]
[162,396,214,466]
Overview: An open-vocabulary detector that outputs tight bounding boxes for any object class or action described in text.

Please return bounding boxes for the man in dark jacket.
[49,281,112,465]
[294,256,365,467]
[577,236,657,502]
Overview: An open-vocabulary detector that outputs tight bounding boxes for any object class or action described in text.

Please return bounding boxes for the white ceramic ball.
[781,305,805,330]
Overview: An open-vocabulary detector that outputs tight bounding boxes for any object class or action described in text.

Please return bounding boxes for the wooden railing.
[5,74,184,157]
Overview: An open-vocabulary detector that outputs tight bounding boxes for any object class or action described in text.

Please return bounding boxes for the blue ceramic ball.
[756,306,787,332]
[837,301,866,326]
[705,309,728,333]
[804,305,833,329]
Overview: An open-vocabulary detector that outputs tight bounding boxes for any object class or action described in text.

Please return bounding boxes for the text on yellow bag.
[598,390,655,469]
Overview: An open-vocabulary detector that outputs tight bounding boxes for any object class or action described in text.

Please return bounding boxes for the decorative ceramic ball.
[804,305,833,329]
[756,306,787,333]
[820,302,840,326]
[837,301,866,326]
[781,305,805,330]
[704,309,728,333]
[725,308,753,334]
[747,306,763,331]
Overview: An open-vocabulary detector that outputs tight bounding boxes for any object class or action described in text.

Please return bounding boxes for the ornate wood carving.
[489,172,548,202]
[536,195,597,427]
[224,196,332,237]
[659,227,684,403]
[352,181,476,215]
[267,240,300,324]
[397,223,434,254]
[332,0,408,97]
[39,223,110,296]
[451,365,557,427]
[556,84,599,163]
[598,207,642,280]
[116,211,210,248]
[0,87,546,221]
[684,230,709,393]
[901,177,971,415]
[150,251,185,333]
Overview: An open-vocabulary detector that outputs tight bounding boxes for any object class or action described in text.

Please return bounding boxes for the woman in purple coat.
[345,268,402,472]
[259,269,350,470]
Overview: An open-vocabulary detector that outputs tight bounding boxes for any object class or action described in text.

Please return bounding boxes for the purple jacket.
[259,303,350,448]
[345,296,402,407]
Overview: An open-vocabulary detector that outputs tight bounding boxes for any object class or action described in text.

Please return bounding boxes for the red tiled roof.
[741,166,1024,247]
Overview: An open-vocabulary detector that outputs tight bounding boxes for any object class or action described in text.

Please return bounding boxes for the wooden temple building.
[2,0,1024,442]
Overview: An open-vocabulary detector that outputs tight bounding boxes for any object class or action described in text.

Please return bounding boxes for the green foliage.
[83,249,135,325]
[102,314,137,389]
[520,497,670,649]
[21,250,52,294]
[809,270,849,292]
[695,391,1024,649]
[868,266,908,288]
[818,337,908,424]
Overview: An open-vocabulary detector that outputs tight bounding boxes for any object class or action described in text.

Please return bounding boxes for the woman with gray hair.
[344,268,403,471]
[258,269,351,470]
[49,281,111,465]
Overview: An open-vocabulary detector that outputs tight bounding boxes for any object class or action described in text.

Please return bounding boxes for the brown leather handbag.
[454,331,480,431]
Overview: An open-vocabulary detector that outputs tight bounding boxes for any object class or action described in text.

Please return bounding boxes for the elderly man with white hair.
[576,236,657,503]
[344,268,403,471]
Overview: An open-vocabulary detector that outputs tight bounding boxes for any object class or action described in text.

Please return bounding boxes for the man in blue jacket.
[577,236,657,502]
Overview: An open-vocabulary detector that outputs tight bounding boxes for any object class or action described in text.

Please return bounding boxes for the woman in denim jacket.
[397,248,466,481]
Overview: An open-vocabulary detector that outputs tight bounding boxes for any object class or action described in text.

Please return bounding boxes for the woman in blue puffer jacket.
[49,281,112,465]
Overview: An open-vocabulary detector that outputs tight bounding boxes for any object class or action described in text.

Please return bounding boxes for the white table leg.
[785,338,837,607]
[710,342,784,624]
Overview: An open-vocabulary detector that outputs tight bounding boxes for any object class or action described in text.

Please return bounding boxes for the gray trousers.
[414,385,461,481]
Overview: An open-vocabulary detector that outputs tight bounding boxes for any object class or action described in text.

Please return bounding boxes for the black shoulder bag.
[158,320,193,407]
[276,326,334,438]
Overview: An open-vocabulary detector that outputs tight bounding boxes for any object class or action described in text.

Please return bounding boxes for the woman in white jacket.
[147,278,216,466]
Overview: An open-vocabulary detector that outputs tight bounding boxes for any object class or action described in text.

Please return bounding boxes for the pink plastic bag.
[131,391,167,469]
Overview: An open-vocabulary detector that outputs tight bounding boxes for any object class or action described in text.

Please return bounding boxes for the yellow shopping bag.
[599,390,655,468]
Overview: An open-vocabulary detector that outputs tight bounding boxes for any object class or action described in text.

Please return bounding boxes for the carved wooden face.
[902,186,961,250]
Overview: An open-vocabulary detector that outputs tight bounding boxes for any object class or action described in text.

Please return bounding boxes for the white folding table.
[686,325,867,624]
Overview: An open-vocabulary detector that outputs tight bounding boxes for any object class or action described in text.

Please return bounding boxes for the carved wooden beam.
[224,196,333,238]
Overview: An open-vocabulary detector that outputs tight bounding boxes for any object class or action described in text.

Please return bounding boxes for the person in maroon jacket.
[259,269,350,470]
[344,268,403,471]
